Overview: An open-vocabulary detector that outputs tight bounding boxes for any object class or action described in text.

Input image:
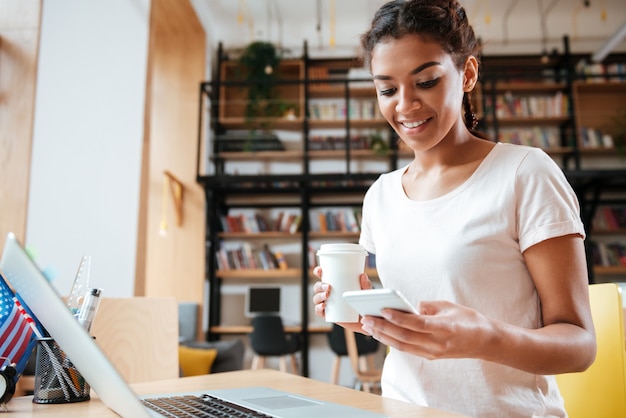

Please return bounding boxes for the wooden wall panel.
[0,0,41,249]
[135,0,206,315]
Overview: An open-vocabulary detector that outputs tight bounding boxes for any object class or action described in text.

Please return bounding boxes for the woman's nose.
[395,87,421,114]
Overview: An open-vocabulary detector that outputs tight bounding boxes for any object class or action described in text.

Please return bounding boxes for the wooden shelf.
[218,231,302,239]
[572,80,626,151]
[214,150,303,161]
[216,268,301,280]
[308,231,360,239]
[308,118,388,129]
[218,118,304,130]
[210,324,332,334]
[218,59,305,123]
[485,81,568,92]
[594,265,626,275]
[307,149,393,160]
[573,80,626,93]
[579,148,625,156]
[308,85,376,98]
[486,116,570,125]
[543,147,576,155]
[592,228,626,235]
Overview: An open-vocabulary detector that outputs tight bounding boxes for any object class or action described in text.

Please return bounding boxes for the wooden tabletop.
[6,369,466,417]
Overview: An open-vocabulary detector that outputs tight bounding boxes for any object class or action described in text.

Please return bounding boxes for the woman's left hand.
[359,300,496,360]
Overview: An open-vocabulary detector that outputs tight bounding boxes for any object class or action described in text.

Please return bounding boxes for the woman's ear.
[463,55,479,92]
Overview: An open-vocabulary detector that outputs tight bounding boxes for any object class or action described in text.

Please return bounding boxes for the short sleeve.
[516,149,585,252]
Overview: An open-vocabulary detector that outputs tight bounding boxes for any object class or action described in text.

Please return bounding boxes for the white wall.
[27,0,150,297]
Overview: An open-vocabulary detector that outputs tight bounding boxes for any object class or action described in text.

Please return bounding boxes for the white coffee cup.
[316,243,368,323]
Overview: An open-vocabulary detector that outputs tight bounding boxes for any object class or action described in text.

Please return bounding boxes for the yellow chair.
[556,283,626,418]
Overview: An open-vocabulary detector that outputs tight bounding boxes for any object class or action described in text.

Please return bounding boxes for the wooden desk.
[6,369,466,417]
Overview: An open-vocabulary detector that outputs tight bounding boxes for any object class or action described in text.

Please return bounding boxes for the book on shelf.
[486,91,568,119]
[308,98,382,121]
[312,208,362,233]
[216,243,288,271]
[576,60,626,82]
[289,215,302,234]
[593,207,626,230]
[308,66,330,91]
[241,242,257,269]
[255,213,270,232]
[590,241,626,267]
[274,212,285,232]
[318,213,328,233]
[215,133,285,152]
[308,99,344,120]
[220,213,272,233]
[263,211,301,234]
[308,245,317,269]
[496,127,562,149]
[273,251,289,270]
[579,127,615,149]
[308,135,371,151]
[280,213,298,233]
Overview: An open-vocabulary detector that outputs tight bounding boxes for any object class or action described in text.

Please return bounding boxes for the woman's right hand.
[312,266,373,319]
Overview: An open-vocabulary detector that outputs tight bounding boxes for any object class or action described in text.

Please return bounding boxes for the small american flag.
[0,274,37,376]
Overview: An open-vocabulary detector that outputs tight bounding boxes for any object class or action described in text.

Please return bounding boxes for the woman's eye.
[417,78,440,88]
[378,87,396,96]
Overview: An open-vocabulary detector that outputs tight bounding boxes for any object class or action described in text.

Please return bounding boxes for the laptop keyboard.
[142,394,273,417]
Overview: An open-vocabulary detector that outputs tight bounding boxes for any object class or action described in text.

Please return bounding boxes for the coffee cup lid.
[316,243,368,255]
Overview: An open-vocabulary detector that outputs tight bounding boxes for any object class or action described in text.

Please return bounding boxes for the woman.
[312,1,596,416]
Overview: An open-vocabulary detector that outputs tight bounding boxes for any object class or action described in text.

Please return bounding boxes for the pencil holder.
[32,337,90,404]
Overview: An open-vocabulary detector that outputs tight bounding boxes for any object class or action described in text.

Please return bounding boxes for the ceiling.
[192,0,626,58]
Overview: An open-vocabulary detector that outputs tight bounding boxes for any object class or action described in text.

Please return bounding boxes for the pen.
[77,288,102,333]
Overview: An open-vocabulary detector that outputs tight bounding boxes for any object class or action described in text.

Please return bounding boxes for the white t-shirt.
[359,142,585,417]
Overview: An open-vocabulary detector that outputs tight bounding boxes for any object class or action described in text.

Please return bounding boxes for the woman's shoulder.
[492,142,547,159]
[491,143,560,173]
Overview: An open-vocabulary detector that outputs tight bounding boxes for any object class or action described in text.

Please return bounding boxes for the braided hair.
[360,0,481,131]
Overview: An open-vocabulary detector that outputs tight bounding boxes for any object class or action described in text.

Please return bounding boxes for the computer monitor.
[245,286,281,317]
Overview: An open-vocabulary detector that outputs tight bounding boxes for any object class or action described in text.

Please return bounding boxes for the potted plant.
[238,41,289,121]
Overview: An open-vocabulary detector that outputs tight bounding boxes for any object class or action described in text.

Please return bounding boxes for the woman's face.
[370,34,472,152]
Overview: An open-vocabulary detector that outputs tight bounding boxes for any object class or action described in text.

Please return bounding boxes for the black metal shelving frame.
[196,41,626,377]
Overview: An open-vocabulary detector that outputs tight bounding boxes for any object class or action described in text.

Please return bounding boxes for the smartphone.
[342,288,419,317]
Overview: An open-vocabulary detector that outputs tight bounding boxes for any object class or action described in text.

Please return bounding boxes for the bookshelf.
[589,206,626,276]
[198,40,626,376]
[197,42,407,377]
[572,81,626,153]
[480,47,577,168]
[479,39,626,283]
[566,170,626,282]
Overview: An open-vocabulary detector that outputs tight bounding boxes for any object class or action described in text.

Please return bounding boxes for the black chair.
[327,323,381,391]
[249,315,300,373]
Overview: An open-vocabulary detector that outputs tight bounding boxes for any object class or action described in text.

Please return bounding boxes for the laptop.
[0,233,388,418]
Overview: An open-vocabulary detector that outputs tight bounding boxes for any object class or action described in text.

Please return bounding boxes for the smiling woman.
[312,1,596,417]
[369,36,481,165]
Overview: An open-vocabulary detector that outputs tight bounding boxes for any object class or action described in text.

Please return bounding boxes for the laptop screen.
[0,233,151,418]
